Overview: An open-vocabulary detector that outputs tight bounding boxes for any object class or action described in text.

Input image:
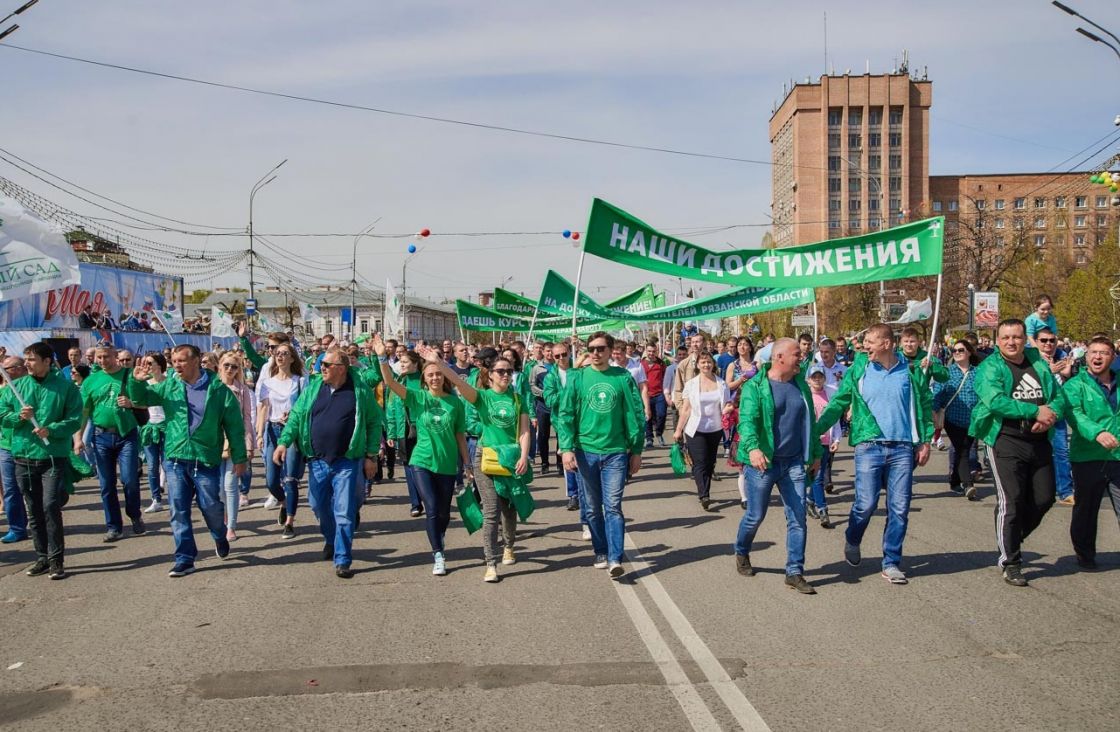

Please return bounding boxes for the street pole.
[1053,2,1120,63]
[248,159,287,302]
[967,283,976,331]
[352,218,380,341]
[401,249,420,343]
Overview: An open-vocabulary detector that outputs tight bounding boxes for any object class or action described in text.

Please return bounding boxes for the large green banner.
[493,287,538,317]
[605,284,660,315]
[584,198,944,287]
[535,270,619,320]
[456,300,534,332]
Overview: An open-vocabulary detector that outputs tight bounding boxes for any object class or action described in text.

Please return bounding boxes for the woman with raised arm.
[372,335,469,578]
[411,342,531,583]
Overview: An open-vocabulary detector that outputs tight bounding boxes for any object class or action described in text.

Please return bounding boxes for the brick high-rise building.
[769,71,932,248]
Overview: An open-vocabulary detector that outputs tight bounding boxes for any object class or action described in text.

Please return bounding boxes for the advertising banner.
[974,291,999,328]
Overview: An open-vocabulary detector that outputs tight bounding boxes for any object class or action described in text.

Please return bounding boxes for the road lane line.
[611,574,722,731]
[625,534,773,732]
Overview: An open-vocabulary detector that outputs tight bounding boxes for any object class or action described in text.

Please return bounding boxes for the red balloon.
[419,228,431,237]
[572,232,581,240]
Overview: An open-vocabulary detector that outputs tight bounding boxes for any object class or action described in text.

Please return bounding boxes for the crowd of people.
[0,292,1116,592]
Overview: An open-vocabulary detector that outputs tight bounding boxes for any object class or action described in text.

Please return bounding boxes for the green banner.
[457,300,535,332]
[493,287,538,317]
[535,270,619,320]
[604,284,660,315]
[584,198,944,288]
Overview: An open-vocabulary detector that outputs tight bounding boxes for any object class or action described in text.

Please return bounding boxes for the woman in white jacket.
[673,352,732,511]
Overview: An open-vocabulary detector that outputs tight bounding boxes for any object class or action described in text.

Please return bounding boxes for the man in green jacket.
[129,344,247,578]
[275,347,381,579]
[734,338,821,594]
[899,327,950,392]
[0,342,83,579]
[816,323,934,585]
[1058,334,1119,570]
[556,331,645,579]
[969,318,1066,587]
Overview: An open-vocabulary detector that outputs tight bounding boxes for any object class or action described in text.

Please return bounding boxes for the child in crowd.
[807,365,841,528]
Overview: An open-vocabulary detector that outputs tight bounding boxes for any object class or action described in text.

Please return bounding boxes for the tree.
[1058,236,1120,339]
[186,289,212,304]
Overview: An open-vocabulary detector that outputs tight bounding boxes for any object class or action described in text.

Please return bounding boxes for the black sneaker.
[1002,564,1028,587]
[168,562,195,578]
[409,507,423,518]
[949,485,965,495]
[103,529,123,543]
[540,464,550,475]
[278,506,287,527]
[566,496,579,511]
[824,483,836,495]
[964,485,978,501]
[735,554,755,577]
[25,559,50,577]
[785,574,816,594]
[819,509,833,529]
[131,517,146,536]
[644,439,654,449]
[215,537,230,560]
[700,497,711,511]
[282,523,296,540]
[322,543,334,562]
[1077,556,1098,571]
[48,560,66,580]
[335,564,354,579]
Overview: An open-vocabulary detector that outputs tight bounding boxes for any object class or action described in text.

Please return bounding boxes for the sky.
[1,0,1117,305]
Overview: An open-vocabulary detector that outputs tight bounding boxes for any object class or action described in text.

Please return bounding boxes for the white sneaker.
[263,496,280,510]
[143,500,164,513]
[581,526,592,541]
[593,554,608,569]
[432,552,447,576]
[608,562,625,579]
[483,564,500,583]
[238,494,249,509]
[936,437,947,451]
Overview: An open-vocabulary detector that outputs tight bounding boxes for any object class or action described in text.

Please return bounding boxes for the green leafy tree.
[1058,236,1120,339]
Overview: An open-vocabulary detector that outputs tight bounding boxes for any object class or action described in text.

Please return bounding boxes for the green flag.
[583,198,944,288]
[457,300,534,332]
[493,287,538,317]
[535,270,619,320]
[604,284,660,315]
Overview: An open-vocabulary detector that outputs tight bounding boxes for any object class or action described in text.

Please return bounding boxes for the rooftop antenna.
[866,59,870,74]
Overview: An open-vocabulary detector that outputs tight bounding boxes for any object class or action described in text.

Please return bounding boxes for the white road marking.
[624,534,772,732]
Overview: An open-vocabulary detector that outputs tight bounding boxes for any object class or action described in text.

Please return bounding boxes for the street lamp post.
[1053,2,1120,63]
[351,218,380,340]
[401,248,421,343]
[0,0,39,41]
[247,159,286,303]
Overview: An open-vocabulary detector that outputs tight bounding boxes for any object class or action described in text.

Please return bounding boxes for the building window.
[868,198,881,212]
[1055,196,1066,209]
[1034,217,1046,229]
[994,236,1005,248]
[1054,235,1066,246]
[994,199,1005,210]
[867,154,881,170]
[1014,197,1025,210]
[848,133,862,149]
[1075,215,1087,227]
[849,218,861,230]
[975,199,986,210]
[849,199,861,212]
[868,107,883,126]
[995,217,1005,229]
[324,319,333,334]
[1097,214,1108,227]
[948,200,958,212]
[829,218,841,230]
[828,108,842,126]
[1034,197,1046,209]
[976,218,985,229]
[1056,217,1066,229]
[1096,195,1108,208]
[828,133,841,149]
[1075,234,1086,246]
[828,156,841,172]
[888,132,902,147]
[1034,235,1045,247]
[848,109,862,127]
[889,154,902,170]
[1075,196,1088,208]
[868,217,881,229]
[828,177,841,193]
[829,199,841,211]
[889,176,902,192]
[932,201,942,212]
[890,198,901,211]
[849,177,861,193]
[360,319,369,333]
[1013,218,1024,229]
[994,254,1004,266]
[1076,251,1087,265]
[888,106,903,125]
[868,132,881,148]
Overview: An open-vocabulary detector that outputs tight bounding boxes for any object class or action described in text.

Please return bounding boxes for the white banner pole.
[570,250,587,338]
[0,364,49,445]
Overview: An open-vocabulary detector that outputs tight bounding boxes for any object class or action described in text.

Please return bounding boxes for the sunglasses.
[952,348,967,354]
[491,368,513,376]
[554,352,569,358]
[1037,338,1056,344]
[221,363,239,370]
[588,345,609,353]
[321,361,344,368]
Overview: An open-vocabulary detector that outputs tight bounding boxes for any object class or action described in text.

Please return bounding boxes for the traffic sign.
[245,298,257,315]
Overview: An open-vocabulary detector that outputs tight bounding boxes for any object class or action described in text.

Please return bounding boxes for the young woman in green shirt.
[373,335,469,578]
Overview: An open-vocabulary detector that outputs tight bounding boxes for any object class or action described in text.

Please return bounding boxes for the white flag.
[0,195,81,301]
[891,298,933,324]
[211,307,235,338]
[385,277,403,337]
[257,312,283,333]
[153,308,184,333]
[299,302,321,322]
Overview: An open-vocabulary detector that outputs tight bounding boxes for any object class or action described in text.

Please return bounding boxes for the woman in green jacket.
[138,352,168,513]
[373,336,468,578]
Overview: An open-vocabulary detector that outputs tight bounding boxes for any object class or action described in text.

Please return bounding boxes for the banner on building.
[0,195,82,303]
[493,287,538,317]
[583,198,944,288]
[973,291,999,328]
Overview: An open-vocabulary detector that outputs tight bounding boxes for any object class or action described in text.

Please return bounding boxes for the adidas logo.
[1012,373,1044,400]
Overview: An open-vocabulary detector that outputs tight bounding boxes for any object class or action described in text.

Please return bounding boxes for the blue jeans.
[404,464,422,511]
[263,422,304,516]
[735,458,807,575]
[142,439,164,503]
[809,449,833,511]
[413,467,455,553]
[239,464,252,496]
[165,459,225,565]
[646,392,667,442]
[92,427,141,532]
[307,457,359,567]
[0,446,26,537]
[1051,420,1073,499]
[575,451,628,563]
[848,442,915,570]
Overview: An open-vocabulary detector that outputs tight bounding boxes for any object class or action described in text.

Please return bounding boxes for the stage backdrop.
[0,262,183,329]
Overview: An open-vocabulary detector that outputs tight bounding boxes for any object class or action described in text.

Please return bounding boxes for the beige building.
[770,72,932,248]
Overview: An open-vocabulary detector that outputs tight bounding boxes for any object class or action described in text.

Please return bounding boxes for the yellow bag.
[481,447,512,477]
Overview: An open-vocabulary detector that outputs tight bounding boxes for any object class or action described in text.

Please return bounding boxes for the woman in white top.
[139,352,168,513]
[218,351,256,541]
[673,352,732,511]
[255,343,308,539]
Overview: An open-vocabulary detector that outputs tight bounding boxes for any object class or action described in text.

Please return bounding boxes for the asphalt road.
[0,442,1117,731]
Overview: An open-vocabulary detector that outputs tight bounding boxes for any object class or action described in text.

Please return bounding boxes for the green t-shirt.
[404,388,466,475]
[81,367,138,434]
[572,366,640,454]
[474,387,528,449]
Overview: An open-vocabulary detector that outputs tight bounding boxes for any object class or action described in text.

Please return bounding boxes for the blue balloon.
[407,244,417,254]
[562,229,571,238]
